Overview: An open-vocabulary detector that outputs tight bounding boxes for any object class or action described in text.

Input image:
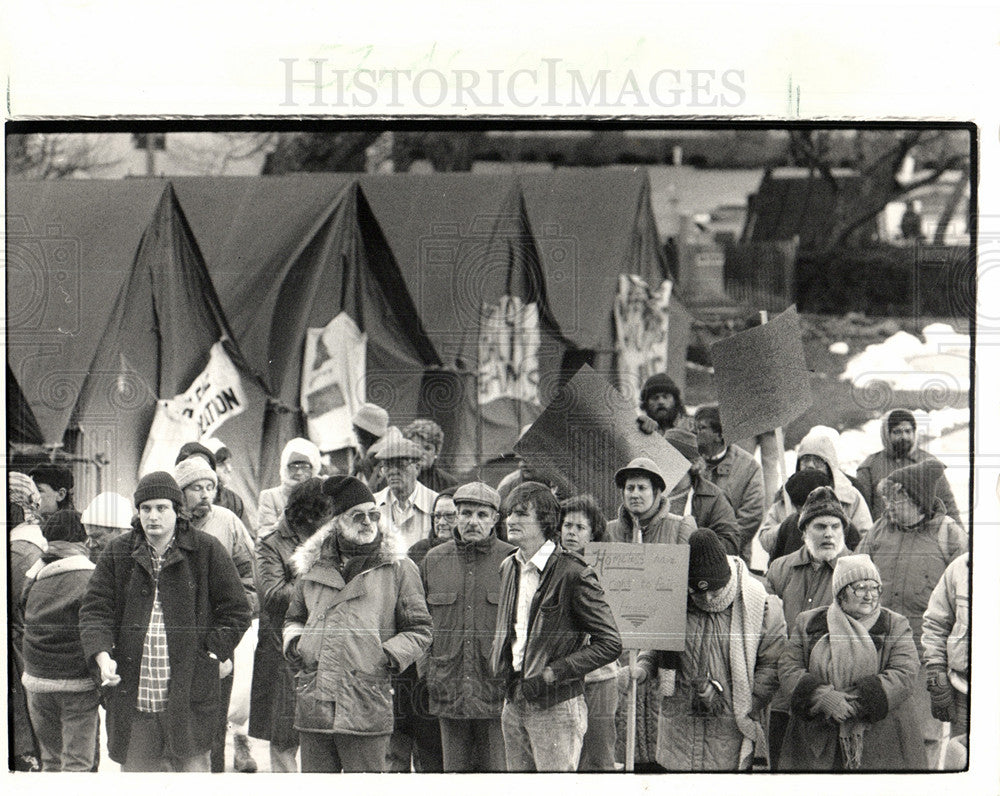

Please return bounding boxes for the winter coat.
[490,544,622,709]
[282,524,432,735]
[921,553,969,693]
[248,517,311,746]
[417,463,459,493]
[21,543,97,687]
[406,535,449,568]
[8,522,45,758]
[607,495,696,545]
[257,485,291,539]
[856,513,967,653]
[420,532,515,719]
[702,445,766,562]
[764,545,851,711]
[191,504,258,615]
[79,522,252,763]
[759,429,873,554]
[778,606,925,771]
[667,474,742,556]
[215,485,246,525]
[854,411,962,525]
[767,511,861,564]
[638,560,785,771]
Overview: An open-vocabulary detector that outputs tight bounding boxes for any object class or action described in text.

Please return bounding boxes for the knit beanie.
[323,475,376,516]
[8,471,41,511]
[832,554,881,596]
[175,441,217,470]
[687,528,731,592]
[886,408,917,432]
[885,459,946,517]
[28,463,74,492]
[664,428,700,463]
[784,469,833,509]
[640,373,681,405]
[798,486,850,530]
[134,471,184,508]
[81,492,135,529]
[173,457,218,491]
[41,509,87,543]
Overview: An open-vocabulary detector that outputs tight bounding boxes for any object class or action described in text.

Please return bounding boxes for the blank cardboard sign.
[514,365,691,517]
[710,305,812,441]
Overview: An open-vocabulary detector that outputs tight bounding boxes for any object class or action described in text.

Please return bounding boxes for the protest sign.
[710,305,812,442]
[514,365,690,516]
[584,542,689,651]
[301,312,366,451]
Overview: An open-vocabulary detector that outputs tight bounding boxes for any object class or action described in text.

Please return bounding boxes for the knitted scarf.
[808,600,880,769]
[690,557,766,768]
[333,531,384,583]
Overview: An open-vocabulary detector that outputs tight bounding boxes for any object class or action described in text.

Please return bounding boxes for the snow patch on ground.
[839,324,971,393]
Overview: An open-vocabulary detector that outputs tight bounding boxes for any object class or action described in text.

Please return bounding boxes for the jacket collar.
[10,523,47,551]
[34,553,95,580]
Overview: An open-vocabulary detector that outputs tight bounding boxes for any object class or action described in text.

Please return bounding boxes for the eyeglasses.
[847,582,882,597]
[287,462,313,472]
[349,510,382,526]
[433,511,458,521]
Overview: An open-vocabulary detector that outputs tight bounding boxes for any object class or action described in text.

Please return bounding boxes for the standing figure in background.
[28,463,77,521]
[81,492,134,563]
[404,418,459,493]
[258,438,322,538]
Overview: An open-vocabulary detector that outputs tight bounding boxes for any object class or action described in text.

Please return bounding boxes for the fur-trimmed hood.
[290,517,407,576]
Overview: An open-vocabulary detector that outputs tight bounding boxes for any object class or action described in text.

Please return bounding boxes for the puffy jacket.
[778,606,924,771]
[282,525,432,735]
[79,522,252,763]
[606,495,696,545]
[420,532,515,718]
[921,552,969,693]
[702,445,766,562]
[638,559,785,771]
[759,429,873,554]
[490,544,622,709]
[856,513,967,653]
[854,410,962,525]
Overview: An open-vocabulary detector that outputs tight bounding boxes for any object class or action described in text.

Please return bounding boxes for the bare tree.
[165,132,278,175]
[786,129,969,254]
[7,133,123,179]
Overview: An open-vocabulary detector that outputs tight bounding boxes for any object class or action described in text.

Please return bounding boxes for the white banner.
[614,274,672,399]
[478,295,541,406]
[301,312,366,451]
[139,341,246,477]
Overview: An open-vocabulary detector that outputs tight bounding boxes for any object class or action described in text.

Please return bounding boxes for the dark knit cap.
[797,486,849,530]
[640,373,681,404]
[41,509,87,544]
[688,528,731,592]
[323,475,376,516]
[175,441,217,470]
[886,409,917,432]
[886,459,947,517]
[134,471,184,508]
[664,428,700,463]
[785,469,833,509]
[29,463,74,492]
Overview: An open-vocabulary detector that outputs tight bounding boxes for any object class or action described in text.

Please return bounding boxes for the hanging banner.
[614,274,672,399]
[138,341,246,476]
[478,295,541,406]
[301,312,367,451]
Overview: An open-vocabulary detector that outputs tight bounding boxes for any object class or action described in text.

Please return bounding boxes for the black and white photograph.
[5,123,975,777]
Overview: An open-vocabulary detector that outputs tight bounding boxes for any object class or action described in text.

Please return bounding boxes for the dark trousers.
[439,717,506,772]
[123,711,211,772]
[768,709,790,769]
[299,731,389,772]
[385,665,443,772]
[211,672,234,772]
[579,677,619,772]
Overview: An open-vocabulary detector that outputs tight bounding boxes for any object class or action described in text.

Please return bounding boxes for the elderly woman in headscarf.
[282,476,432,772]
[257,438,322,538]
[777,554,925,771]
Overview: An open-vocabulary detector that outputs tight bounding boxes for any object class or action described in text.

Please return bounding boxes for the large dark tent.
[6,180,263,501]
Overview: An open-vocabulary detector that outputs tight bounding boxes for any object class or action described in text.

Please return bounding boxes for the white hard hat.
[81,492,134,529]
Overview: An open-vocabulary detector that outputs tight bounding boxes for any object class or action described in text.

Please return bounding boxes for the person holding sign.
[490,482,622,772]
[636,373,688,435]
[631,529,785,771]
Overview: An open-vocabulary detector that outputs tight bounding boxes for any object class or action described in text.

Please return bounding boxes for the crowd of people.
[7,374,970,773]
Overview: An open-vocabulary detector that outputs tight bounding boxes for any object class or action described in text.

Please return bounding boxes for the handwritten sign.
[585,542,689,651]
[710,305,812,441]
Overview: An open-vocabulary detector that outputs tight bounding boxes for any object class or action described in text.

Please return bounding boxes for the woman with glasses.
[282,476,432,772]
[777,554,925,770]
[407,488,458,567]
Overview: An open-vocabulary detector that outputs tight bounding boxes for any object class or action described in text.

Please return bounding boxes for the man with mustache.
[174,456,258,772]
[636,373,687,435]
[855,408,961,525]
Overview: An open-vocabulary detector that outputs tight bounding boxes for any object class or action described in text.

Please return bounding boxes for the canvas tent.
[6,179,264,505]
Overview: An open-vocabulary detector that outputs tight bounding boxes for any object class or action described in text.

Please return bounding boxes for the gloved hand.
[637,413,660,435]
[813,686,855,723]
[926,665,955,722]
